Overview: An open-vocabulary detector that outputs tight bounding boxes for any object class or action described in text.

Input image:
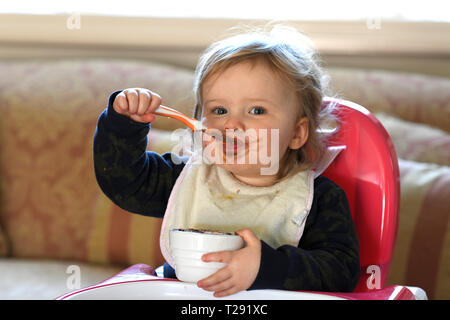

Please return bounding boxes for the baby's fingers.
[214,286,240,298]
[113,91,129,114]
[123,88,139,114]
[202,250,232,264]
[236,228,260,246]
[197,267,232,291]
[198,251,233,290]
[136,89,151,115]
[146,91,162,114]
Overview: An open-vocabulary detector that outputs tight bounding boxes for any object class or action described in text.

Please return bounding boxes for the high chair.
[319,97,426,299]
[58,98,427,300]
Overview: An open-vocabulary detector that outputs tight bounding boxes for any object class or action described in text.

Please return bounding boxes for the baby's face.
[200,59,308,186]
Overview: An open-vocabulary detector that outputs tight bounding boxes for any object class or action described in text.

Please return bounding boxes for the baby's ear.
[289,117,309,150]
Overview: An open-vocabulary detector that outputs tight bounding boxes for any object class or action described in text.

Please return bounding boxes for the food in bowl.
[170,228,244,283]
[172,228,234,235]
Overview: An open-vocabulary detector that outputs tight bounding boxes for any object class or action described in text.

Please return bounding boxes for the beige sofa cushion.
[0,60,194,265]
[0,226,8,257]
[329,68,450,132]
[387,159,449,300]
[375,112,450,166]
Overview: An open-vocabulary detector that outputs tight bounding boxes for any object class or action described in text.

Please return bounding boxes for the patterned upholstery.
[328,68,450,132]
[0,60,192,264]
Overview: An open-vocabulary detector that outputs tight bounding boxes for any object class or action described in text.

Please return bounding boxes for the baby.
[94,25,360,297]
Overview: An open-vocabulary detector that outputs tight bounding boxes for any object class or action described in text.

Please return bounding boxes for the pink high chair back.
[321,98,400,293]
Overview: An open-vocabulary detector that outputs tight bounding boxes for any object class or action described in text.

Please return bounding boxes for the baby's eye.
[249,106,265,115]
[213,107,227,115]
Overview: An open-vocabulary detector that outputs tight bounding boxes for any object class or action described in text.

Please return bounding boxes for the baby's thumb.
[131,113,155,123]
[140,113,156,123]
[236,228,258,246]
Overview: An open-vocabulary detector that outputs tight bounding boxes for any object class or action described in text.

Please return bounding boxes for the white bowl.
[170,229,244,252]
[170,229,244,283]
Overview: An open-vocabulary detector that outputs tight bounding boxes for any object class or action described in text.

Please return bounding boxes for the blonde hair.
[193,25,336,177]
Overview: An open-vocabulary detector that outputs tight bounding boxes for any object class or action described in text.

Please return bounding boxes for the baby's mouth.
[222,135,247,155]
[203,129,257,155]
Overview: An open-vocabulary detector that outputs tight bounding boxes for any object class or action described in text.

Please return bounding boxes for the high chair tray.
[56,264,425,300]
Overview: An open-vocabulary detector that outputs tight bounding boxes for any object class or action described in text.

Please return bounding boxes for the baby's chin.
[216,162,280,185]
[217,161,258,174]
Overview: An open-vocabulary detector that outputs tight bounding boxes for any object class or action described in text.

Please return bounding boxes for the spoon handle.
[154,105,203,131]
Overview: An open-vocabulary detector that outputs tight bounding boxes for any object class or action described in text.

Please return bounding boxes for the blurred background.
[1,0,449,75]
[0,0,448,300]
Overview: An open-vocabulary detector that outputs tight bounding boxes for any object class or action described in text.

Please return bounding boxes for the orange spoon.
[153,105,205,131]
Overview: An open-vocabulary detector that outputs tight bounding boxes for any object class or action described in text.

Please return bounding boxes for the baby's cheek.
[256,128,281,155]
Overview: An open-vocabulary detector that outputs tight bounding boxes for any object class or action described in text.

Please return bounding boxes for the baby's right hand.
[113,88,162,123]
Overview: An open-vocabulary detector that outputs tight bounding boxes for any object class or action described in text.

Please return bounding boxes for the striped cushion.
[86,193,165,266]
[0,226,8,257]
[387,159,450,299]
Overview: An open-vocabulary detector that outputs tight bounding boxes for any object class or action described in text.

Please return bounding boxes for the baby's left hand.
[197,228,261,297]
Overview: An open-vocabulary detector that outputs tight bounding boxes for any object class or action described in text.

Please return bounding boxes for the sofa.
[0,59,448,299]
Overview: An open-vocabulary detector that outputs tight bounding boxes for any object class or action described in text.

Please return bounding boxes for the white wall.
[1,14,449,77]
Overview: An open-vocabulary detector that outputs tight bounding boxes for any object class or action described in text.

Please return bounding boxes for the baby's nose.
[223,116,245,132]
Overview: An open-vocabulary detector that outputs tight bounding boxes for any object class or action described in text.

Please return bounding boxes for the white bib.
[159,152,316,267]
